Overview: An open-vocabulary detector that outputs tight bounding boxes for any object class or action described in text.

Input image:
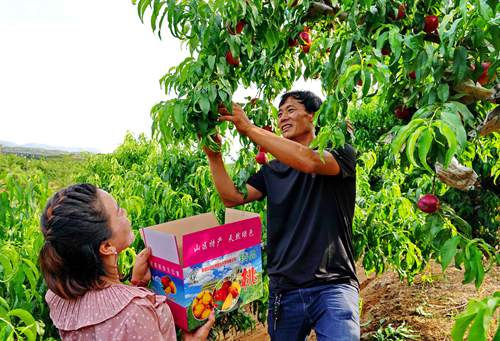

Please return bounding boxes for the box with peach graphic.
[140,209,263,331]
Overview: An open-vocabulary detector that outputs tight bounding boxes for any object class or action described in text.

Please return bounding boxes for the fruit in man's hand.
[225,51,240,66]
[394,105,411,119]
[255,151,267,164]
[417,194,440,213]
[424,15,439,33]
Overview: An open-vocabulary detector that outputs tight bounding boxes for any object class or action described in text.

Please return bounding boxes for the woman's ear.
[99,240,117,256]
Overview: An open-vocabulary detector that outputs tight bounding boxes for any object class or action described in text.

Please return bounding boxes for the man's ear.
[99,240,117,256]
[307,112,315,123]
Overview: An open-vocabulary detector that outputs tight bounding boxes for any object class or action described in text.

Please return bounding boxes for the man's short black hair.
[278,90,323,114]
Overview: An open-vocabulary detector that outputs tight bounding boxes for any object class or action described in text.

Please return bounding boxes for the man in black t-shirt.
[203,91,359,341]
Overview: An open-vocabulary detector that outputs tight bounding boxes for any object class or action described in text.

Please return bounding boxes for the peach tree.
[134,0,499,339]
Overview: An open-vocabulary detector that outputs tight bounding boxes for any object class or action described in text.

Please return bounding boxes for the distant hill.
[0,140,100,158]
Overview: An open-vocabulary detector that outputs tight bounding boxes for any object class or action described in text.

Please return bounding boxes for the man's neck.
[291,132,315,146]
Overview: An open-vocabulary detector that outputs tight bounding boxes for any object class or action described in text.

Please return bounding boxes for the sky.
[0,0,321,153]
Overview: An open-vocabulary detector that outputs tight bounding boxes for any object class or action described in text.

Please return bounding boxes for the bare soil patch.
[220,262,499,340]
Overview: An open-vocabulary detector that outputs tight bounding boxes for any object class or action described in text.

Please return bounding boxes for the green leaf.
[439,236,460,271]
[453,47,468,82]
[433,120,458,167]
[391,119,426,155]
[445,101,474,126]
[8,309,36,339]
[437,84,449,102]
[451,304,478,341]
[406,125,426,168]
[441,110,466,147]
[416,50,428,81]
[388,28,402,65]
[199,95,210,115]
[207,55,216,71]
[361,68,371,97]
[417,128,433,172]
[173,101,184,129]
[478,0,493,21]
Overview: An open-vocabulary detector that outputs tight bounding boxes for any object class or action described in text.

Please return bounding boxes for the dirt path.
[219,262,499,340]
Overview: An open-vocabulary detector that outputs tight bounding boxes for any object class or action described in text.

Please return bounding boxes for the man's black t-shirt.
[247,144,358,293]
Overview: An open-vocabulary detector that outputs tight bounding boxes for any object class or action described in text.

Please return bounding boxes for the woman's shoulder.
[46,283,166,331]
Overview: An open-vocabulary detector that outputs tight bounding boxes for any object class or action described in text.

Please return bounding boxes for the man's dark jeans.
[268,283,360,341]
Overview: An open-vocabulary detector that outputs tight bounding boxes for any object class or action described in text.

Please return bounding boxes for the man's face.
[278,97,314,140]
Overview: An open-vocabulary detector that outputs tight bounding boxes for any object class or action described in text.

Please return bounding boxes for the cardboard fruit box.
[140,208,263,331]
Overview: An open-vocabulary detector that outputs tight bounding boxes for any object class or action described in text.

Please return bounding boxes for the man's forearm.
[207,155,244,206]
[246,126,320,173]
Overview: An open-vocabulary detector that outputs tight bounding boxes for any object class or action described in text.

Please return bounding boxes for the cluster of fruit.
[192,290,215,320]
[161,275,176,294]
[213,280,241,311]
[288,26,312,54]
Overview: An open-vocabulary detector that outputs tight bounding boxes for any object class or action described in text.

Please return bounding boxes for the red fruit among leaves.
[417,194,440,213]
[236,20,245,34]
[225,51,240,66]
[477,62,495,85]
[228,20,245,35]
[299,31,311,45]
[298,29,312,53]
[397,4,406,20]
[394,105,411,119]
[288,38,299,47]
[408,71,416,79]
[381,47,391,56]
[424,15,439,33]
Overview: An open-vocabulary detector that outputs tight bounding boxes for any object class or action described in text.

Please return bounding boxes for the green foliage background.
[0,0,499,339]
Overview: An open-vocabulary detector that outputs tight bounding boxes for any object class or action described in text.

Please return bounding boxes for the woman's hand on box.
[131,247,152,286]
[184,310,216,341]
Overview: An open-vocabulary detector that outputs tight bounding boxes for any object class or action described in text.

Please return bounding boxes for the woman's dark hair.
[39,183,112,299]
[278,90,323,114]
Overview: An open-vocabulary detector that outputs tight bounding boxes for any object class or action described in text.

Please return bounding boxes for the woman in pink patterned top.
[39,183,215,340]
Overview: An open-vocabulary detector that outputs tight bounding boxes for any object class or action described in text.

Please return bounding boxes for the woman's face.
[98,189,135,253]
